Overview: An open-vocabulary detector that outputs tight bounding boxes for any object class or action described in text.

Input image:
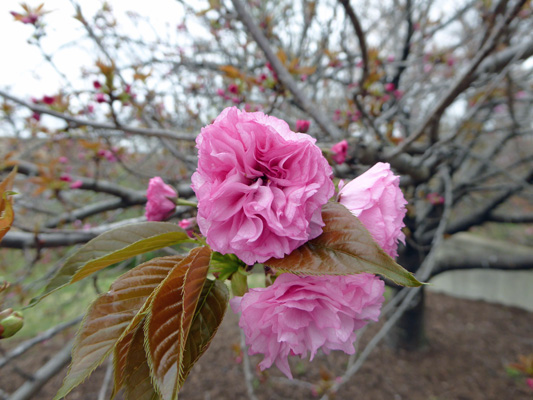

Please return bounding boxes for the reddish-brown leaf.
[116,320,160,400]
[145,246,211,400]
[266,202,422,287]
[0,169,17,242]
[55,256,182,400]
[179,279,228,385]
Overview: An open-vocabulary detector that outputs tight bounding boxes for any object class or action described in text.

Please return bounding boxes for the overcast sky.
[0,0,186,97]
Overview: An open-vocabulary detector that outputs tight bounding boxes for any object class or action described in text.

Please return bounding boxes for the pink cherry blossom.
[145,177,178,221]
[42,95,55,105]
[58,156,69,164]
[59,173,72,182]
[295,119,310,133]
[228,83,239,94]
[192,107,334,265]
[338,162,407,258]
[384,82,396,92]
[179,219,192,229]
[331,140,348,164]
[70,180,83,189]
[231,273,384,379]
[95,93,107,103]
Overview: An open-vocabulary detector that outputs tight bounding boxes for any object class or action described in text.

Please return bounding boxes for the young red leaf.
[145,246,228,400]
[54,256,182,400]
[116,320,159,400]
[145,246,210,400]
[266,202,423,287]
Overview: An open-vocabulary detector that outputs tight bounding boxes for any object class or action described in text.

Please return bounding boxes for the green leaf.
[266,202,423,287]
[145,246,228,400]
[35,222,193,302]
[54,256,182,400]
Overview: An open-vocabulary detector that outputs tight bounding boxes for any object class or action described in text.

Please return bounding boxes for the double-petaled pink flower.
[338,162,407,258]
[231,273,384,379]
[192,107,334,265]
[145,177,178,221]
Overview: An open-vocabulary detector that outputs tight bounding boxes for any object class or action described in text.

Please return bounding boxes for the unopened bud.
[0,309,24,339]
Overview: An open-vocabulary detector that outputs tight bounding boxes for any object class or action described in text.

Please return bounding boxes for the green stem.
[176,199,197,207]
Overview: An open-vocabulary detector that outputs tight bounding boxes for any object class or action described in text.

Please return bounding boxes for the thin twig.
[8,339,74,400]
[97,357,114,400]
[239,328,258,400]
[0,316,82,369]
[230,0,343,140]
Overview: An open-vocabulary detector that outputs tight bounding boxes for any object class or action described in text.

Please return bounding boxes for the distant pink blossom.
[384,83,395,92]
[145,177,178,221]
[191,107,334,265]
[331,140,348,164]
[58,156,68,164]
[70,180,83,189]
[527,378,533,390]
[42,95,55,105]
[228,83,239,94]
[179,219,192,229]
[59,174,72,182]
[231,273,384,379]
[426,192,444,205]
[295,119,310,133]
[393,90,404,99]
[31,112,41,121]
[338,162,407,258]
[387,55,395,62]
[95,93,107,103]
[216,88,225,97]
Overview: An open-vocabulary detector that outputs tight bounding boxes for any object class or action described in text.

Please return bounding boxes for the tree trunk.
[386,244,428,350]
[386,287,428,350]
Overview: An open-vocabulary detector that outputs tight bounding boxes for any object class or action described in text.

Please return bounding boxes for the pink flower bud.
[95,93,107,103]
[145,177,178,221]
[70,180,83,189]
[93,81,102,89]
[59,173,72,182]
[384,83,396,92]
[179,219,192,229]
[295,119,310,133]
[228,83,239,94]
[331,139,348,164]
[42,95,55,105]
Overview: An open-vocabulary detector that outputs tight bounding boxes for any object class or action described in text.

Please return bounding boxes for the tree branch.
[0,89,196,141]
[386,0,528,158]
[230,0,343,139]
[338,0,369,87]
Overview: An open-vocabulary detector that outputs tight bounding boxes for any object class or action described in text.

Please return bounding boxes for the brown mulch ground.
[1,292,532,400]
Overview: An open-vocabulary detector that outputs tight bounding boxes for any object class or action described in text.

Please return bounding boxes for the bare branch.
[230,0,343,139]
[8,339,74,400]
[0,89,196,141]
[338,0,369,87]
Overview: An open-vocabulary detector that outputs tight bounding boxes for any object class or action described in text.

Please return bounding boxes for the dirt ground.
[1,292,532,400]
